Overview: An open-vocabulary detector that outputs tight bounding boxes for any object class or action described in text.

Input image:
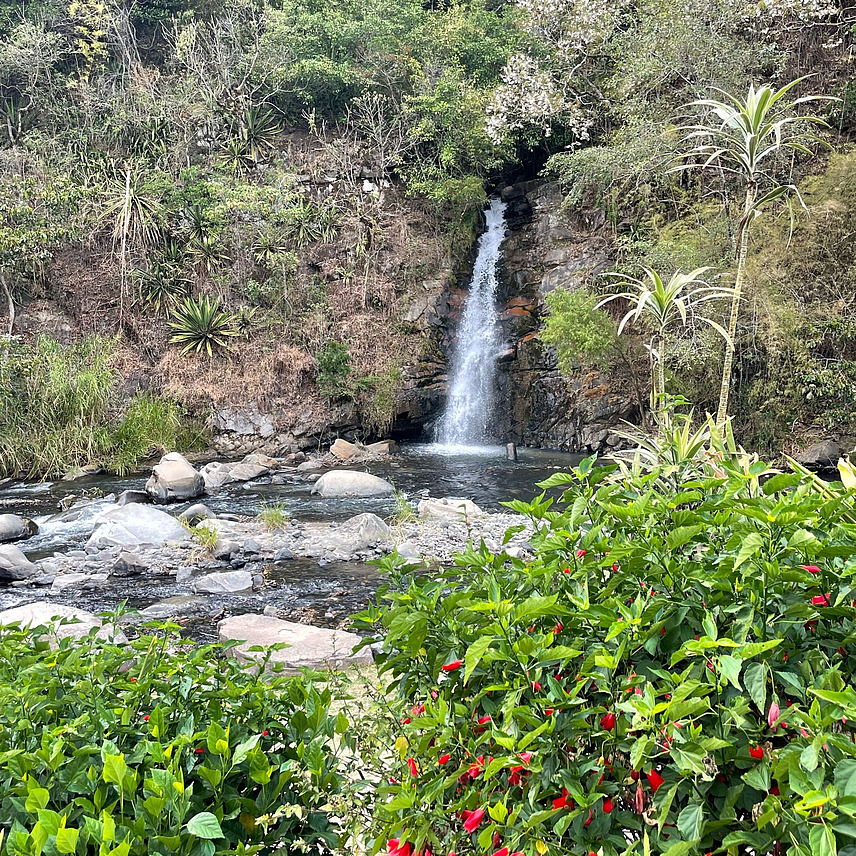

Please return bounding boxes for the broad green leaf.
[809,822,837,856]
[55,827,79,855]
[102,754,128,789]
[186,812,224,840]
[733,532,764,569]
[25,787,50,812]
[744,762,771,792]
[744,661,767,713]
[464,636,495,684]
[677,804,704,841]
[232,734,261,766]
[719,655,742,690]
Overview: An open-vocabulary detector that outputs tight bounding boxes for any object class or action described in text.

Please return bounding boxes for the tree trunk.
[715,184,755,428]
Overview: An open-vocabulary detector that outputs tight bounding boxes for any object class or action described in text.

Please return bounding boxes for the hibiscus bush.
[0,622,346,856]
[354,455,856,856]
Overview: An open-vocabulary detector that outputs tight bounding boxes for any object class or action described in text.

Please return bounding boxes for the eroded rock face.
[145,453,205,503]
[218,613,372,673]
[310,470,395,498]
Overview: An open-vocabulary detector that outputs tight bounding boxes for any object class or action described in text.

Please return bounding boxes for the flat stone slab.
[0,602,126,644]
[218,614,372,673]
[418,497,484,520]
[194,570,253,594]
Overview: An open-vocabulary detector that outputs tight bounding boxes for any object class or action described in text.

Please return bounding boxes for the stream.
[0,443,583,640]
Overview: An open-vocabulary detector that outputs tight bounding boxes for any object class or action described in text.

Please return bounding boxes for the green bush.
[316,341,353,400]
[169,295,239,356]
[0,621,345,856]
[355,454,856,856]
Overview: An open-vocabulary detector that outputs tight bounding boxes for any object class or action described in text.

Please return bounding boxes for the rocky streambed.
[0,442,580,666]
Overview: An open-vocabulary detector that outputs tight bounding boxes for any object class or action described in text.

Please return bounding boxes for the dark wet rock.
[243,538,261,554]
[274,547,294,561]
[0,513,38,543]
[794,439,843,471]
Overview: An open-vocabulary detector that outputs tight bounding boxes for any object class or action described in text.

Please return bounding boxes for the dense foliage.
[0,620,344,856]
[355,446,856,855]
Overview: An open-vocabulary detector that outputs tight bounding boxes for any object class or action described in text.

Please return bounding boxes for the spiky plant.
[168,295,239,356]
[132,265,190,314]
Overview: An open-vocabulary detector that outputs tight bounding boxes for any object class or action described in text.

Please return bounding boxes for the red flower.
[402,717,412,724]
[647,770,664,793]
[143,715,149,721]
[519,751,532,764]
[630,770,640,781]
[749,745,764,760]
[600,712,616,731]
[441,660,462,672]
[812,594,831,606]
[532,682,542,691]
[544,707,554,716]
[407,758,419,777]
[262,730,269,736]
[800,565,821,574]
[562,567,571,574]
[477,715,492,725]
[468,756,485,778]
[388,840,412,856]
[439,753,451,765]
[491,848,509,856]
[576,549,587,558]
[463,808,485,833]
[552,787,572,810]
[552,623,563,634]
[768,702,780,729]
[195,747,205,754]
[603,797,614,813]
[583,809,593,827]
[770,785,780,796]
[129,677,136,683]
[412,704,425,716]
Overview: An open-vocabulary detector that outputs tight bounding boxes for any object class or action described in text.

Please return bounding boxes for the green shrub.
[108,393,186,475]
[355,455,856,856]
[316,341,353,399]
[0,621,344,855]
[169,295,239,356]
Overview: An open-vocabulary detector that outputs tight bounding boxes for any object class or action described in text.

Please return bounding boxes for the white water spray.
[437,198,507,445]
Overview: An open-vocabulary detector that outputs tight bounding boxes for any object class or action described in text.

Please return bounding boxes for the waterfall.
[437,197,507,446]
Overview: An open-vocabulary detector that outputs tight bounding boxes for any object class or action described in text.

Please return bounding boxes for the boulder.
[86,503,189,550]
[194,570,254,594]
[365,440,398,456]
[145,452,204,503]
[794,439,843,471]
[417,497,484,520]
[116,489,150,507]
[179,503,213,525]
[0,602,126,643]
[330,439,361,461]
[297,459,325,472]
[201,454,276,492]
[218,613,372,673]
[0,544,37,581]
[51,573,109,593]
[111,550,149,577]
[311,470,395,498]
[0,514,37,543]
[332,513,391,550]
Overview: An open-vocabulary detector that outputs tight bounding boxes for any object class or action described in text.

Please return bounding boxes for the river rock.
[116,490,150,507]
[311,470,395,498]
[145,452,204,503]
[111,550,149,576]
[330,513,390,551]
[179,503,213,525]
[794,439,843,471]
[0,514,37,543]
[365,440,398,456]
[0,544,37,581]
[86,503,189,550]
[194,570,253,593]
[51,572,109,593]
[0,602,126,643]
[218,613,372,673]
[418,497,484,520]
[331,439,360,461]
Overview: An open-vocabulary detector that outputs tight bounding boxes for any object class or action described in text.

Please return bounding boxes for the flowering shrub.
[0,623,345,855]
[355,457,856,856]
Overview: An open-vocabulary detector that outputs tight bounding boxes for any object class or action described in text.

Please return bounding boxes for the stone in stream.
[0,513,38,543]
[138,595,207,620]
[111,550,150,576]
[218,613,372,673]
[86,503,189,550]
[179,503,213,525]
[116,489,150,507]
[417,497,484,520]
[330,439,361,461]
[51,572,109,593]
[193,570,254,594]
[0,544,37,581]
[145,452,205,503]
[310,470,395,498]
[0,602,127,644]
[322,513,390,553]
[201,453,278,493]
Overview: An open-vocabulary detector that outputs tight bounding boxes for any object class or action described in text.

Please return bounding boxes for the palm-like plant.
[597,267,732,412]
[677,78,831,426]
[168,295,238,355]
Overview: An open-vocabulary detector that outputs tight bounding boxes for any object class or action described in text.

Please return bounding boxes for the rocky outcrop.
[794,439,844,472]
[145,452,205,503]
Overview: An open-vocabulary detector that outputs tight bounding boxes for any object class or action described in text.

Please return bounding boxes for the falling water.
[437,197,507,445]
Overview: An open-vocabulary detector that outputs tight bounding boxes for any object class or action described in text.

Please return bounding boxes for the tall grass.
[0,335,200,479]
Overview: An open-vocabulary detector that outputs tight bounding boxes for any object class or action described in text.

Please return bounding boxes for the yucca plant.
[132,265,190,313]
[284,197,323,248]
[597,267,732,413]
[168,295,239,356]
[677,78,832,426]
[239,105,280,162]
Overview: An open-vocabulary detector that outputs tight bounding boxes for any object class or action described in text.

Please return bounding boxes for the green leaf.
[464,636,495,684]
[661,841,697,856]
[25,787,50,812]
[186,812,224,840]
[734,532,764,569]
[232,734,261,766]
[719,655,742,690]
[666,526,705,551]
[677,804,704,841]
[809,822,837,856]
[744,762,771,792]
[744,661,767,713]
[102,754,128,789]
[800,742,819,773]
[55,827,79,855]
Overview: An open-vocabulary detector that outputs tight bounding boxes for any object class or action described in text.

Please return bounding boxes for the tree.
[597,267,732,415]
[678,79,831,427]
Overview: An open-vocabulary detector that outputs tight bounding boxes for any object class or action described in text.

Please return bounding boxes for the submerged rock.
[0,513,38,543]
[0,602,126,643]
[218,613,372,673]
[0,544,37,581]
[145,452,204,503]
[310,470,395,498]
[86,503,189,550]
[194,570,253,594]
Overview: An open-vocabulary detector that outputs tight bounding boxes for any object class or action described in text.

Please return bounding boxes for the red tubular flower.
[768,702,781,729]
[262,730,269,736]
[749,745,764,760]
[441,660,463,672]
[552,623,563,634]
[194,747,205,754]
[412,704,425,716]
[544,707,554,716]
[647,770,664,793]
[812,594,831,606]
[600,712,616,731]
[800,565,821,574]
[576,549,587,558]
[407,758,418,777]
[402,717,412,725]
[603,797,614,813]
[438,754,451,765]
[491,848,509,856]
[388,840,412,856]
[552,787,572,810]
[463,808,485,833]
[478,715,492,725]
[518,751,532,764]
[532,681,542,691]
[630,770,640,781]
[143,715,149,721]
[468,756,485,778]
[583,809,593,827]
